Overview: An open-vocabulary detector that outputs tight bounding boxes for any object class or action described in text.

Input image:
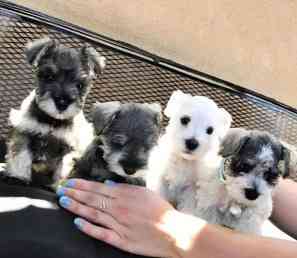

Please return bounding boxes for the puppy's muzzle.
[244,187,260,201]
[53,96,73,112]
[120,159,146,175]
[185,138,199,151]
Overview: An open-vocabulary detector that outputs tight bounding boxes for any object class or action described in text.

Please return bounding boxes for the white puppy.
[146,90,232,213]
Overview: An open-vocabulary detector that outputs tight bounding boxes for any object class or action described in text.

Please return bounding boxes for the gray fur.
[5,38,104,186]
[71,102,162,185]
[193,129,294,234]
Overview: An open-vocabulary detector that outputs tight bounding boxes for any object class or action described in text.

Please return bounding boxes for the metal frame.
[1,0,296,116]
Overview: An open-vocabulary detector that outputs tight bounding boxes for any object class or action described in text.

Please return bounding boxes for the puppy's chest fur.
[157,154,200,209]
[6,92,93,185]
[11,130,72,185]
[194,172,273,234]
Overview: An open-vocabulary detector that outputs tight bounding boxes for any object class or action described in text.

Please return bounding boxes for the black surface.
[0,180,150,258]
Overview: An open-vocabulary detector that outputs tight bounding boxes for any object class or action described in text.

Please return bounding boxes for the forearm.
[166,211,297,258]
[271,179,297,239]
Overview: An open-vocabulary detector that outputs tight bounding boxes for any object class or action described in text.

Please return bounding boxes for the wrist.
[159,210,207,258]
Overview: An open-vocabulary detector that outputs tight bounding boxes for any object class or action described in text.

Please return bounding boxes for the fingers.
[74,218,131,253]
[59,196,125,231]
[58,187,113,211]
[63,179,119,198]
[62,178,145,200]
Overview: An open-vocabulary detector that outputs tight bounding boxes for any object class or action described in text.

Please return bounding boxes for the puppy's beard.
[37,94,80,120]
[104,151,145,178]
[225,174,272,206]
[180,151,198,160]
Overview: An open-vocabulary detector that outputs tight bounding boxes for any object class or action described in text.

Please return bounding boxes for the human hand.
[56,179,199,258]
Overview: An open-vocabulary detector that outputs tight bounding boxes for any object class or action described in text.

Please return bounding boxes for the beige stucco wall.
[12,0,297,107]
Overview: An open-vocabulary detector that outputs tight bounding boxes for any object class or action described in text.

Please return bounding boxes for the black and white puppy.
[6,38,106,186]
[194,128,295,234]
[70,101,162,186]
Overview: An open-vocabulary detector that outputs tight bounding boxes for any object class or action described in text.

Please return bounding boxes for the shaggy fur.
[146,90,232,209]
[6,38,105,186]
[193,128,294,234]
[70,101,162,185]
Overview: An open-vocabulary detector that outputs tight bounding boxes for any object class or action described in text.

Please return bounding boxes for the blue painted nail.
[74,218,84,230]
[56,187,66,197]
[59,196,71,208]
[105,180,117,187]
[64,179,76,188]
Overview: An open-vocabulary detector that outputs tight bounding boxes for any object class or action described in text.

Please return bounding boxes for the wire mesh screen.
[0,8,297,155]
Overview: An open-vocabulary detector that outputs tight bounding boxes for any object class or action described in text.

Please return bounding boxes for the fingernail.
[59,196,71,208]
[64,179,76,188]
[105,180,117,187]
[74,217,84,230]
[56,187,66,197]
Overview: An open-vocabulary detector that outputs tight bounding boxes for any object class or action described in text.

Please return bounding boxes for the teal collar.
[218,157,231,184]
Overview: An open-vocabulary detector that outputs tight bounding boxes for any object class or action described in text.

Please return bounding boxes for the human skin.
[57,178,297,258]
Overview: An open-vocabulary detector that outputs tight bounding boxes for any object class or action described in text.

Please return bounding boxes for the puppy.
[70,101,162,185]
[5,38,106,187]
[146,90,232,208]
[194,128,294,234]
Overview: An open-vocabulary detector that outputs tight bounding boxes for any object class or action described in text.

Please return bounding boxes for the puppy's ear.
[219,128,249,158]
[81,46,106,78]
[92,101,121,134]
[25,37,56,67]
[217,108,232,140]
[144,103,163,126]
[164,90,189,118]
[279,142,297,178]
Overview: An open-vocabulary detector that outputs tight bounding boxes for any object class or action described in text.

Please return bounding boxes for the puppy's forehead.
[241,135,281,161]
[45,46,81,72]
[109,104,157,135]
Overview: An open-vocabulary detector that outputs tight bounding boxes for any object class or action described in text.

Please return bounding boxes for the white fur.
[6,148,32,181]
[8,90,94,181]
[146,90,232,218]
[193,161,273,234]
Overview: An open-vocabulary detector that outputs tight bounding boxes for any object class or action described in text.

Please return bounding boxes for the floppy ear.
[25,37,56,67]
[279,142,297,178]
[219,128,250,158]
[217,108,232,140]
[144,103,163,126]
[92,101,121,135]
[164,90,189,118]
[80,46,106,78]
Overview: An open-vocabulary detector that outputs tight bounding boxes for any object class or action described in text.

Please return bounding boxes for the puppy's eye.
[77,82,83,89]
[111,135,127,149]
[238,163,253,173]
[112,141,124,149]
[180,116,191,126]
[264,169,279,184]
[206,126,214,135]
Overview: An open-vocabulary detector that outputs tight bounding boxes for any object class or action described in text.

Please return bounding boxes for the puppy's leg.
[53,151,78,188]
[6,131,32,182]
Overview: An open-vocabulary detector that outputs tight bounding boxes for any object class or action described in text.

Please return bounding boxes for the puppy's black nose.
[244,188,260,201]
[185,138,199,151]
[54,97,71,111]
[124,167,137,175]
[120,159,146,175]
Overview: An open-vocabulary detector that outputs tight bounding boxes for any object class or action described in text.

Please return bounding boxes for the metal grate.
[0,4,297,176]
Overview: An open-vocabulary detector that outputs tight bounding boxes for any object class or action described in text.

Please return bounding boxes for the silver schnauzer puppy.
[194,128,295,234]
[70,101,162,185]
[6,38,106,187]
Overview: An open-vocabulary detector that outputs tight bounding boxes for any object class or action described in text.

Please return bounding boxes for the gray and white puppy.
[6,38,105,187]
[70,101,162,185]
[194,128,295,234]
